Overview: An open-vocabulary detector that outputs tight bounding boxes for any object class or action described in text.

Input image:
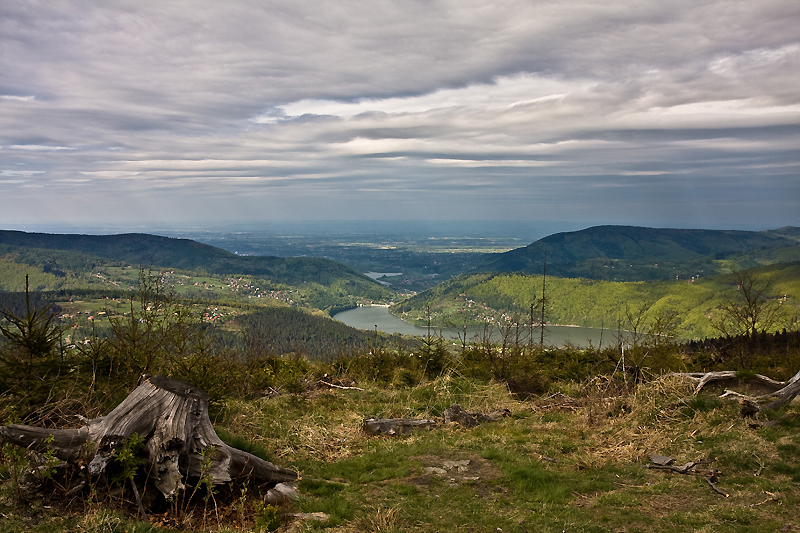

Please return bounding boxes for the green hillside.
[482,225,800,281]
[0,231,395,314]
[0,230,390,287]
[391,262,800,340]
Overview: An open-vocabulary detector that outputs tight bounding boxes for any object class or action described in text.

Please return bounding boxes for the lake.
[333,305,614,349]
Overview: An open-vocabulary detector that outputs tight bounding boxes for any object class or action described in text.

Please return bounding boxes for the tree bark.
[0,375,297,499]
[761,368,800,411]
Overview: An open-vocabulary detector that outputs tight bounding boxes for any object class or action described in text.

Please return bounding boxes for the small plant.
[253,501,281,531]
[110,433,144,490]
[0,441,28,502]
[172,444,220,527]
[235,486,249,526]
[198,445,219,525]
[36,434,61,481]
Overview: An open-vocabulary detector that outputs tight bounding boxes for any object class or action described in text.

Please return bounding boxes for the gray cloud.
[1,0,798,231]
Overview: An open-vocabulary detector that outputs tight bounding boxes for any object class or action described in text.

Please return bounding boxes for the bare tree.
[711,270,786,340]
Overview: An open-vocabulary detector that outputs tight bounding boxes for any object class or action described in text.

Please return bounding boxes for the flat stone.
[293,512,329,521]
[649,454,674,466]
[443,459,470,471]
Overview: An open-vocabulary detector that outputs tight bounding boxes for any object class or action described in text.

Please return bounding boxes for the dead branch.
[751,491,779,507]
[670,371,786,394]
[646,455,727,496]
[318,380,364,391]
[671,369,800,414]
[706,476,729,497]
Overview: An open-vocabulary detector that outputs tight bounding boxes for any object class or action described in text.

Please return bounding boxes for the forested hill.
[481,225,800,281]
[0,230,382,288]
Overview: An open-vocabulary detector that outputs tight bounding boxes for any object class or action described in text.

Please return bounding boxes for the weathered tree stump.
[0,376,297,500]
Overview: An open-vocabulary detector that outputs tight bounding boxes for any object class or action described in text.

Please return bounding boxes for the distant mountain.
[481,225,800,281]
[0,230,389,294]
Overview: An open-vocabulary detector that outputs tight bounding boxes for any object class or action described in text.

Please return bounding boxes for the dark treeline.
[236,307,406,360]
[0,243,110,274]
[2,288,130,305]
[0,291,63,318]
[685,329,800,376]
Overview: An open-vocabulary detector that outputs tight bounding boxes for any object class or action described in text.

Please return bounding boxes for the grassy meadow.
[1,366,799,533]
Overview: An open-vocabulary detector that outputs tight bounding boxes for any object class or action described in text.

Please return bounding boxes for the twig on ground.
[130,478,148,520]
[318,380,364,391]
[705,476,728,497]
[753,454,765,477]
[751,491,779,507]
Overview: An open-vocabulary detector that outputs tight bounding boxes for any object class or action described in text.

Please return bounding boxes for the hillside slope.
[391,262,800,339]
[482,225,800,281]
[0,230,389,291]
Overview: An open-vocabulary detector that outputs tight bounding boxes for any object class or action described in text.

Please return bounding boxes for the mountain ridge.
[0,230,381,287]
[481,225,800,281]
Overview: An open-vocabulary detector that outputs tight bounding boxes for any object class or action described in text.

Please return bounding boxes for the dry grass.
[349,505,401,532]
[218,372,519,464]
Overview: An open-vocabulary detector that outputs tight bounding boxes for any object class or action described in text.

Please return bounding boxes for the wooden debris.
[670,371,786,394]
[706,476,729,497]
[362,418,437,436]
[646,455,727,497]
[751,491,779,507]
[443,404,511,428]
[318,380,364,391]
[753,454,765,477]
[670,369,800,414]
[265,482,300,505]
[363,404,510,436]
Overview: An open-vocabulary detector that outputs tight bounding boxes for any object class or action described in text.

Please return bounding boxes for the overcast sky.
[1,1,798,234]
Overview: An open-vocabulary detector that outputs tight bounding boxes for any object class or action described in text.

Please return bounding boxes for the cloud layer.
[1,0,798,231]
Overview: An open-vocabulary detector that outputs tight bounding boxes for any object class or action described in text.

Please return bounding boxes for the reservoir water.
[333,305,612,349]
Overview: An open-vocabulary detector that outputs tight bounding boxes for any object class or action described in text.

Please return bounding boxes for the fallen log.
[670,371,786,394]
[670,369,800,414]
[363,418,437,436]
[0,375,297,500]
[760,369,800,411]
[443,404,511,428]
